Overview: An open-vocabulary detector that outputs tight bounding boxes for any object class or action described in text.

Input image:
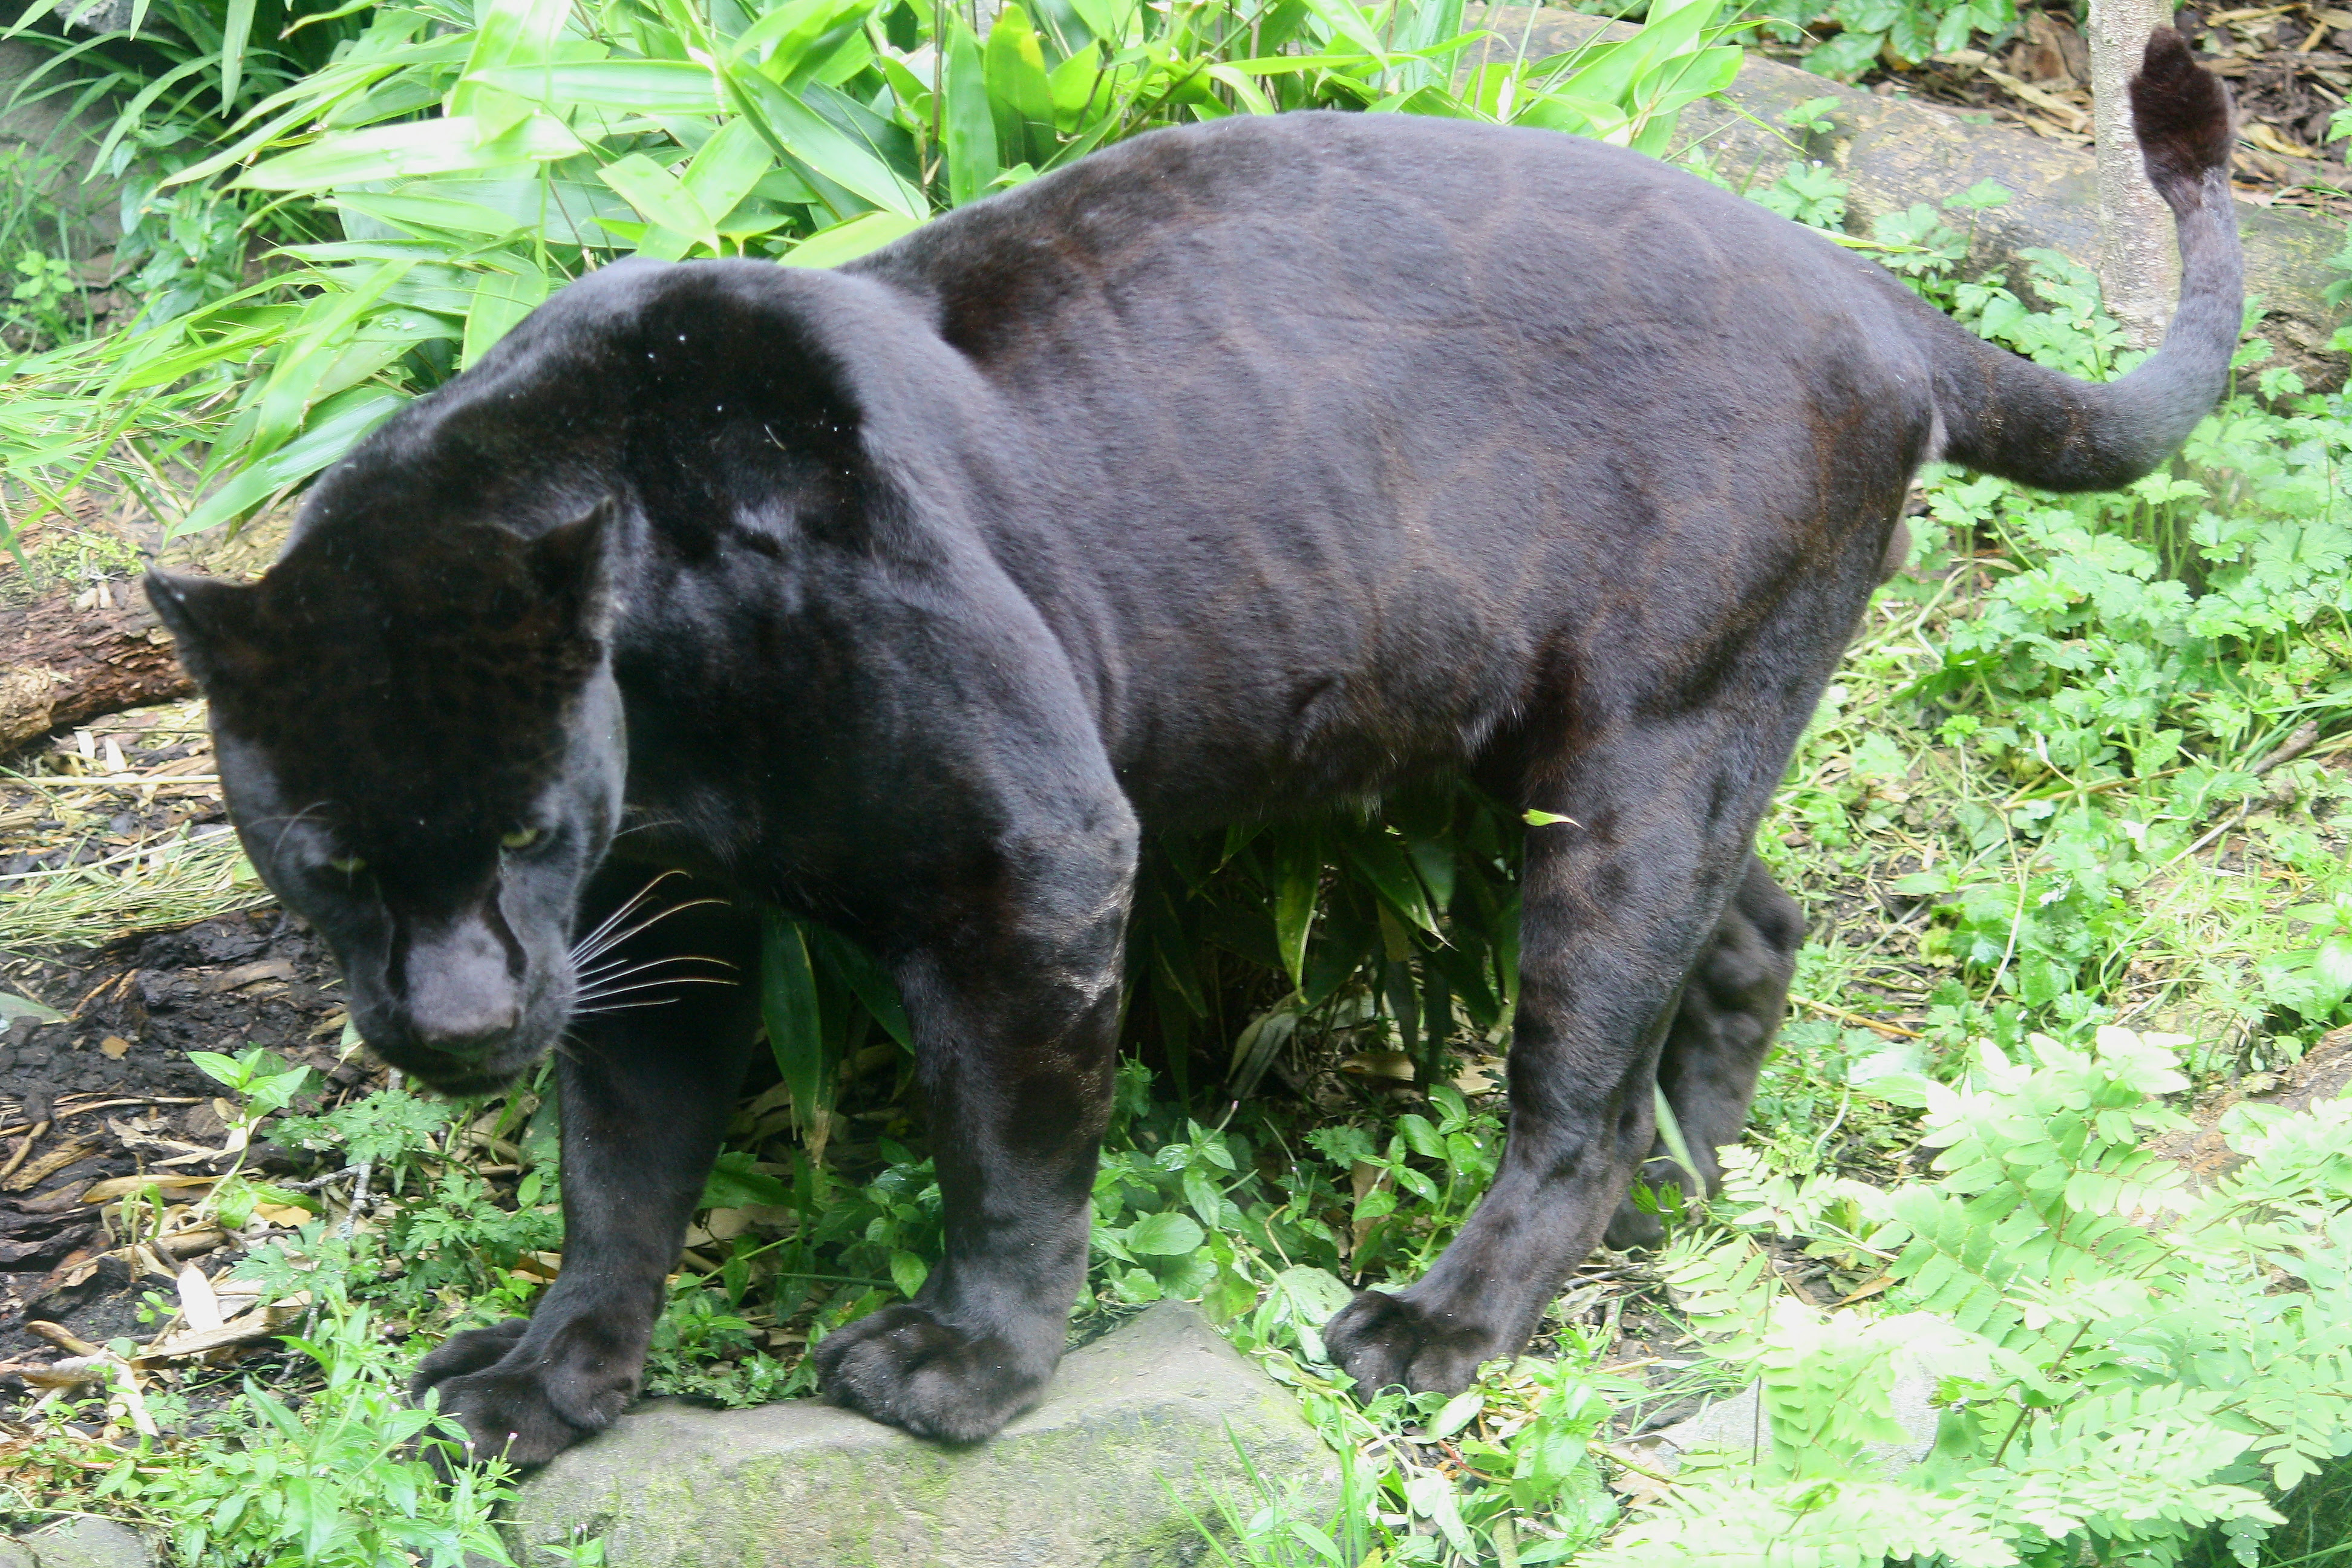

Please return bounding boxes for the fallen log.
[0,583,192,754]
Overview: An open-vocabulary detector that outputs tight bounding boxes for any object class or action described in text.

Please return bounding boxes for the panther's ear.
[144,569,263,691]
[527,497,617,639]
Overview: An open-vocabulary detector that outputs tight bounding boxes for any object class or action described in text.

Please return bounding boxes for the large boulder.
[504,1301,1341,1568]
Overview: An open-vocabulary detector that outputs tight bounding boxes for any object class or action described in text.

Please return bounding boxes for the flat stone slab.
[5,1518,151,1568]
[506,1301,1338,1567]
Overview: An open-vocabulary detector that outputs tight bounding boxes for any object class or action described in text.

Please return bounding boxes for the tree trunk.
[2089,0,2184,348]
[0,582,193,753]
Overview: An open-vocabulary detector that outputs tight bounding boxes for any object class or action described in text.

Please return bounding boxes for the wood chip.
[78,1172,218,1203]
[175,1262,223,1333]
[26,1321,101,1357]
[137,1296,308,1362]
[0,1122,48,1184]
[3,1138,100,1192]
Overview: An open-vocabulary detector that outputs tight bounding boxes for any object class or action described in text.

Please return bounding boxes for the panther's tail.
[1925,28,2241,492]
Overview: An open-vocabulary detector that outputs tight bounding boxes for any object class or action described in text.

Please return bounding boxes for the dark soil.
[0,869,365,1374]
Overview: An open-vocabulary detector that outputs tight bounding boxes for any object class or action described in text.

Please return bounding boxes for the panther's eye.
[328,857,367,877]
[500,828,543,852]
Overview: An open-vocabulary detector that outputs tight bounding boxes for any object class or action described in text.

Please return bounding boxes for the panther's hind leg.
[812,801,1137,1443]
[411,866,761,1466]
[1602,853,1803,1251]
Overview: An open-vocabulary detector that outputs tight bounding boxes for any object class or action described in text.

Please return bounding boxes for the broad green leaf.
[1345,832,1441,936]
[889,1249,929,1298]
[779,209,921,267]
[250,258,416,463]
[1128,1210,1206,1256]
[239,114,586,191]
[1430,1387,1484,1439]
[805,926,914,1050]
[2317,933,2352,991]
[1202,64,1276,115]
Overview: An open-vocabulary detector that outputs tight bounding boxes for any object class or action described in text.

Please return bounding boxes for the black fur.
[148,41,2240,1463]
[2131,28,2234,197]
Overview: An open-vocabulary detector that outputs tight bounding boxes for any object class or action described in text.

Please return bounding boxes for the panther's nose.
[404,918,523,1056]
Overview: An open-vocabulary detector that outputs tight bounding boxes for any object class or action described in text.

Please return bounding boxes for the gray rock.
[1633,1359,1942,1478]
[507,1300,1339,1568]
[12,1517,151,1568]
[0,41,125,250]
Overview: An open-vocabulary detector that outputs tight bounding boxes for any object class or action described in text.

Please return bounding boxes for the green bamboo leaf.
[449,0,574,116]
[0,991,65,1025]
[218,0,255,110]
[238,114,586,191]
[718,61,924,220]
[250,258,415,463]
[460,259,549,370]
[984,5,1056,168]
[176,390,407,537]
[1274,840,1319,988]
[1345,831,1441,936]
[779,209,921,267]
[333,191,529,240]
[943,15,998,207]
[761,910,834,1160]
[681,118,779,224]
[466,59,722,113]
[600,153,717,252]
[736,0,878,91]
[804,926,914,1051]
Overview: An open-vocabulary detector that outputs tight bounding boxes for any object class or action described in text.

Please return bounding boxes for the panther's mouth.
[353,1007,563,1097]
[393,1049,538,1098]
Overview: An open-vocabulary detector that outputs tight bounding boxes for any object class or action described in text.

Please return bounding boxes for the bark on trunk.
[0,582,193,753]
[2090,0,2184,348]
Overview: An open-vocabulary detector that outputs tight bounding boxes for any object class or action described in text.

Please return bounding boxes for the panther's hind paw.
[813,1302,1051,1443]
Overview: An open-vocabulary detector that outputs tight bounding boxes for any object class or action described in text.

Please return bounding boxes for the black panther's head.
[145,504,624,1096]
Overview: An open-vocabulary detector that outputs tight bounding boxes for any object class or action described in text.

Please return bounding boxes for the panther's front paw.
[1324,1289,1498,1399]
[813,1303,1051,1443]
[411,1319,633,1468]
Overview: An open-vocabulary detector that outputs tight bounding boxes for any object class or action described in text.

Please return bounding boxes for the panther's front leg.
[413,872,760,1465]
[812,816,1135,1443]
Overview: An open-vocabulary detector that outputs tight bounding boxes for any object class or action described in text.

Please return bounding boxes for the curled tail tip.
[2131,27,2234,200]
